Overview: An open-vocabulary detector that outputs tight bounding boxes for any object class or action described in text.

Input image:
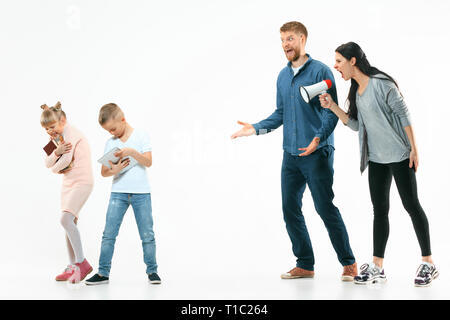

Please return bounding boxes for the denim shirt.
[252,54,339,155]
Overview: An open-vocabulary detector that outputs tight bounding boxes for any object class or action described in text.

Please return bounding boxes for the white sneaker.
[354,263,387,285]
[414,262,438,287]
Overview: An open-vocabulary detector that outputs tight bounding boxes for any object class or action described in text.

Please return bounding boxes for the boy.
[85,103,160,285]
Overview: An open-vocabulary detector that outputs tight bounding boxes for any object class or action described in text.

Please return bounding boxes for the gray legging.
[61,211,85,264]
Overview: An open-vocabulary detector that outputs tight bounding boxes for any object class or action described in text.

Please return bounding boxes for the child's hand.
[109,158,130,175]
[114,148,136,158]
[55,142,72,156]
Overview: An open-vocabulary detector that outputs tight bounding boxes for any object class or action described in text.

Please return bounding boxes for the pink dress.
[45,123,94,218]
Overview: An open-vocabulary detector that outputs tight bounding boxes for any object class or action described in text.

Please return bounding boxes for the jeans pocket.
[320,146,328,158]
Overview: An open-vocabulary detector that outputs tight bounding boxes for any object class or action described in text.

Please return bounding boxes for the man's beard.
[285,47,300,62]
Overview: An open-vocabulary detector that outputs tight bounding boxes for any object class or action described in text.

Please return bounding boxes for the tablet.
[97,147,138,175]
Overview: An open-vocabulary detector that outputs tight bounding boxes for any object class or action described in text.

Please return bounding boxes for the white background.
[0,0,449,299]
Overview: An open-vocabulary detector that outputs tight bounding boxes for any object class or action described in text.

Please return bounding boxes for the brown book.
[43,140,57,156]
[43,137,74,173]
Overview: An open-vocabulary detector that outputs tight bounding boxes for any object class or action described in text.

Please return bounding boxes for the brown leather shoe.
[342,262,357,281]
[281,267,314,279]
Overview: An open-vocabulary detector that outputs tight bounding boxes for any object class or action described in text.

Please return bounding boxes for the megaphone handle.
[321,90,328,101]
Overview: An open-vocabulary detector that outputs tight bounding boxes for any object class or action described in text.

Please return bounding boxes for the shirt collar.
[287,53,312,69]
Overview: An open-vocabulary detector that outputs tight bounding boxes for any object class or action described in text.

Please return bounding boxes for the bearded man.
[231,21,357,281]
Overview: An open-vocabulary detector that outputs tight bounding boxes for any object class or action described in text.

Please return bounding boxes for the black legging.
[368,159,431,258]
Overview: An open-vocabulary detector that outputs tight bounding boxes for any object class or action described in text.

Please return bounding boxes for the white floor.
[1,262,447,300]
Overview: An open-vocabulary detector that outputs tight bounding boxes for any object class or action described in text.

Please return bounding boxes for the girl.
[319,42,438,286]
[41,102,94,282]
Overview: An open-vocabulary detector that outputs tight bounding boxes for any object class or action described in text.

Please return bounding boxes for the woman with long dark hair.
[319,42,438,286]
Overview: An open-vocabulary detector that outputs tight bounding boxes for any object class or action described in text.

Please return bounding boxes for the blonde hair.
[280,21,308,39]
[40,101,66,126]
[98,103,124,125]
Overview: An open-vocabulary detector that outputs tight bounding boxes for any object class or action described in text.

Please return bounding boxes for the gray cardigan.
[345,76,412,173]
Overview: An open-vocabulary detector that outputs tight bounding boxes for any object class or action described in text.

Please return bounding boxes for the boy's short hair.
[280,21,308,39]
[99,103,124,125]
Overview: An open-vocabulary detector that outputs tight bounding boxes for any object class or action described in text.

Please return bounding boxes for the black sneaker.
[148,273,161,284]
[85,273,109,286]
[415,263,439,287]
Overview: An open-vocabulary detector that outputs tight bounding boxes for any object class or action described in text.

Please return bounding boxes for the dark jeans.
[368,159,431,258]
[281,146,355,271]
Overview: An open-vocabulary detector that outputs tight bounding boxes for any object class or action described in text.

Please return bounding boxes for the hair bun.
[54,101,62,110]
[40,104,49,110]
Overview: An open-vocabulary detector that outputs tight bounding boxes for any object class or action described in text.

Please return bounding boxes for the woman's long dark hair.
[335,42,399,120]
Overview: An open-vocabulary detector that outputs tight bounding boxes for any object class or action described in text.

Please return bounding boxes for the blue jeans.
[98,193,157,277]
[281,146,355,271]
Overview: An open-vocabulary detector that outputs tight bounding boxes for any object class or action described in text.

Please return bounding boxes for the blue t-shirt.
[104,128,152,194]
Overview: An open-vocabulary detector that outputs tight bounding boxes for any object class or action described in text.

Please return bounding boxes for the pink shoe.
[75,259,93,282]
[55,265,78,282]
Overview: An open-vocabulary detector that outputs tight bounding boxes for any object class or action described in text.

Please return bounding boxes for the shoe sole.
[149,280,161,284]
[414,271,439,287]
[341,275,355,282]
[281,275,314,279]
[354,277,387,285]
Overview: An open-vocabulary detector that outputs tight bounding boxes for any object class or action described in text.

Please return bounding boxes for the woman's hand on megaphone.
[319,93,335,109]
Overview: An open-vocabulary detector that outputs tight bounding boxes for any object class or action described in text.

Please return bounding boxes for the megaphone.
[300,79,332,103]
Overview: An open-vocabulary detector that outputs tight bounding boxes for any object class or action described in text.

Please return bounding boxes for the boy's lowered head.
[41,101,67,139]
[98,103,129,139]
